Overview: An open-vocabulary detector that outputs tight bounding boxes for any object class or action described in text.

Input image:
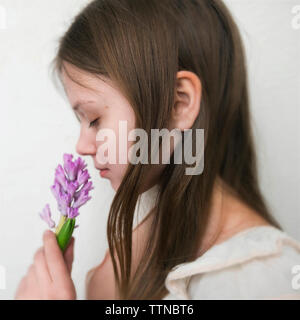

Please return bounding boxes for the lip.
[96,166,109,170]
[99,168,109,178]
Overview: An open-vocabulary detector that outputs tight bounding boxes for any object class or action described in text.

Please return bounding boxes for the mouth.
[98,168,109,178]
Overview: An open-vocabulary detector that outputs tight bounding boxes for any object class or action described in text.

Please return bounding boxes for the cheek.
[114,117,136,164]
[116,139,137,165]
[110,141,136,185]
[96,105,136,169]
[109,163,129,192]
[95,129,135,166]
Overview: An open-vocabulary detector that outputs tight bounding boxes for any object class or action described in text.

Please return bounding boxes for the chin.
[111,180,120,192]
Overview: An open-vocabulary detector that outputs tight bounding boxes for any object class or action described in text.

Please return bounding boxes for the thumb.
[63,236,75,274]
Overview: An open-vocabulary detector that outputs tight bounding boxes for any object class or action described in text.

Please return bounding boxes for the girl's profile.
[14,0,300,300]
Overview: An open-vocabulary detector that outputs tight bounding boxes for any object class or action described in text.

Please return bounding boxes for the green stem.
[55,215,67,235]
[56,218,76,252]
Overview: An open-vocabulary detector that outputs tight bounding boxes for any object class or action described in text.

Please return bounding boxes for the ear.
[169,71,202,131]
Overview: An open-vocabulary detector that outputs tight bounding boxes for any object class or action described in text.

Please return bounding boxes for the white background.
[0,0,299,299]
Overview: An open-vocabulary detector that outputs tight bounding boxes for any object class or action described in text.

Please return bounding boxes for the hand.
[15,229,77,300]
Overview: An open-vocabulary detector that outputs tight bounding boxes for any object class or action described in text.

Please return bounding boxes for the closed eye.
[89,118,100,128]
[73,111,99,128]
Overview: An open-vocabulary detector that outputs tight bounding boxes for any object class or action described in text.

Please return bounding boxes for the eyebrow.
[72,100,96,110]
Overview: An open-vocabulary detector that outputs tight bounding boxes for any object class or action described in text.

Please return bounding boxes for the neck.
[198,177,270,256]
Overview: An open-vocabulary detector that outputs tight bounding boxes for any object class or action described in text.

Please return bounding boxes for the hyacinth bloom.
[39,153,94,251]
[39,204,55,229]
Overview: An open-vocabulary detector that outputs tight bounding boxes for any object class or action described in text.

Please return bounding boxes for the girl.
[15,0,300,300]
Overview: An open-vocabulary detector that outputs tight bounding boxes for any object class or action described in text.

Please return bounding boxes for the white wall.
[0,0,299,299]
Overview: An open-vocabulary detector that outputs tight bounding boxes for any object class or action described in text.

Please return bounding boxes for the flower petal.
[67,207,79,219]
[39,204,56,228]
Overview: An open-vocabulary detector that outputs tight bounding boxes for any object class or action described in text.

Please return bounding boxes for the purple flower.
[63,154,73,163]
[73,190,92,209]
[81,180,94,193]
[50,180,61,202]
[74,157,87,172]
[74,181,94,200]
[64,154,79,181]
[66,180,79,198]
[39,204,56,228]
[57,191,72,216]
[67,207,79,219]
[54,164,68,192]
[77,169,90,186]
[39,153,93,229]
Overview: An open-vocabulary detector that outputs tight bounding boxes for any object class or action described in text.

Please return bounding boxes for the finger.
[63,236,75,274]
[43,230,70,283]
[27,264,39,289]
[15,276,27,299]
[33,247,52,285]
[17,265,40,300]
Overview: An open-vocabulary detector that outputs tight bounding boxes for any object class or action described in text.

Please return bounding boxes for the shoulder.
[85,248,116,299]
[164,226,300,300]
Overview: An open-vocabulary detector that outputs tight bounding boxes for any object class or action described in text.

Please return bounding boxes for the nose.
[76,127,97,156]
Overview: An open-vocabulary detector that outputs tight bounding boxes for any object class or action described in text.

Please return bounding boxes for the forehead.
[60,61,115,104]
[61,62,100,92]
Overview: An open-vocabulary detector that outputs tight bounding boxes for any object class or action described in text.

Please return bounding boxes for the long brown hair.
[51,0,282,299]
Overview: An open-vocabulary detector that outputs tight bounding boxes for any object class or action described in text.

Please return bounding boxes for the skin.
[15,62,271,299]
[15,231,76,299]
[62,62,138,191]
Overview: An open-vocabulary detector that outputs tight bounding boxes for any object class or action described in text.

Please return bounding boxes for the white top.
[86,184,300,300]
[163,225,300,300]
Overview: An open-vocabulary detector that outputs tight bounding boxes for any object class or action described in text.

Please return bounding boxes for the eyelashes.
[74,112,100,129]
[89,118,100,128]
